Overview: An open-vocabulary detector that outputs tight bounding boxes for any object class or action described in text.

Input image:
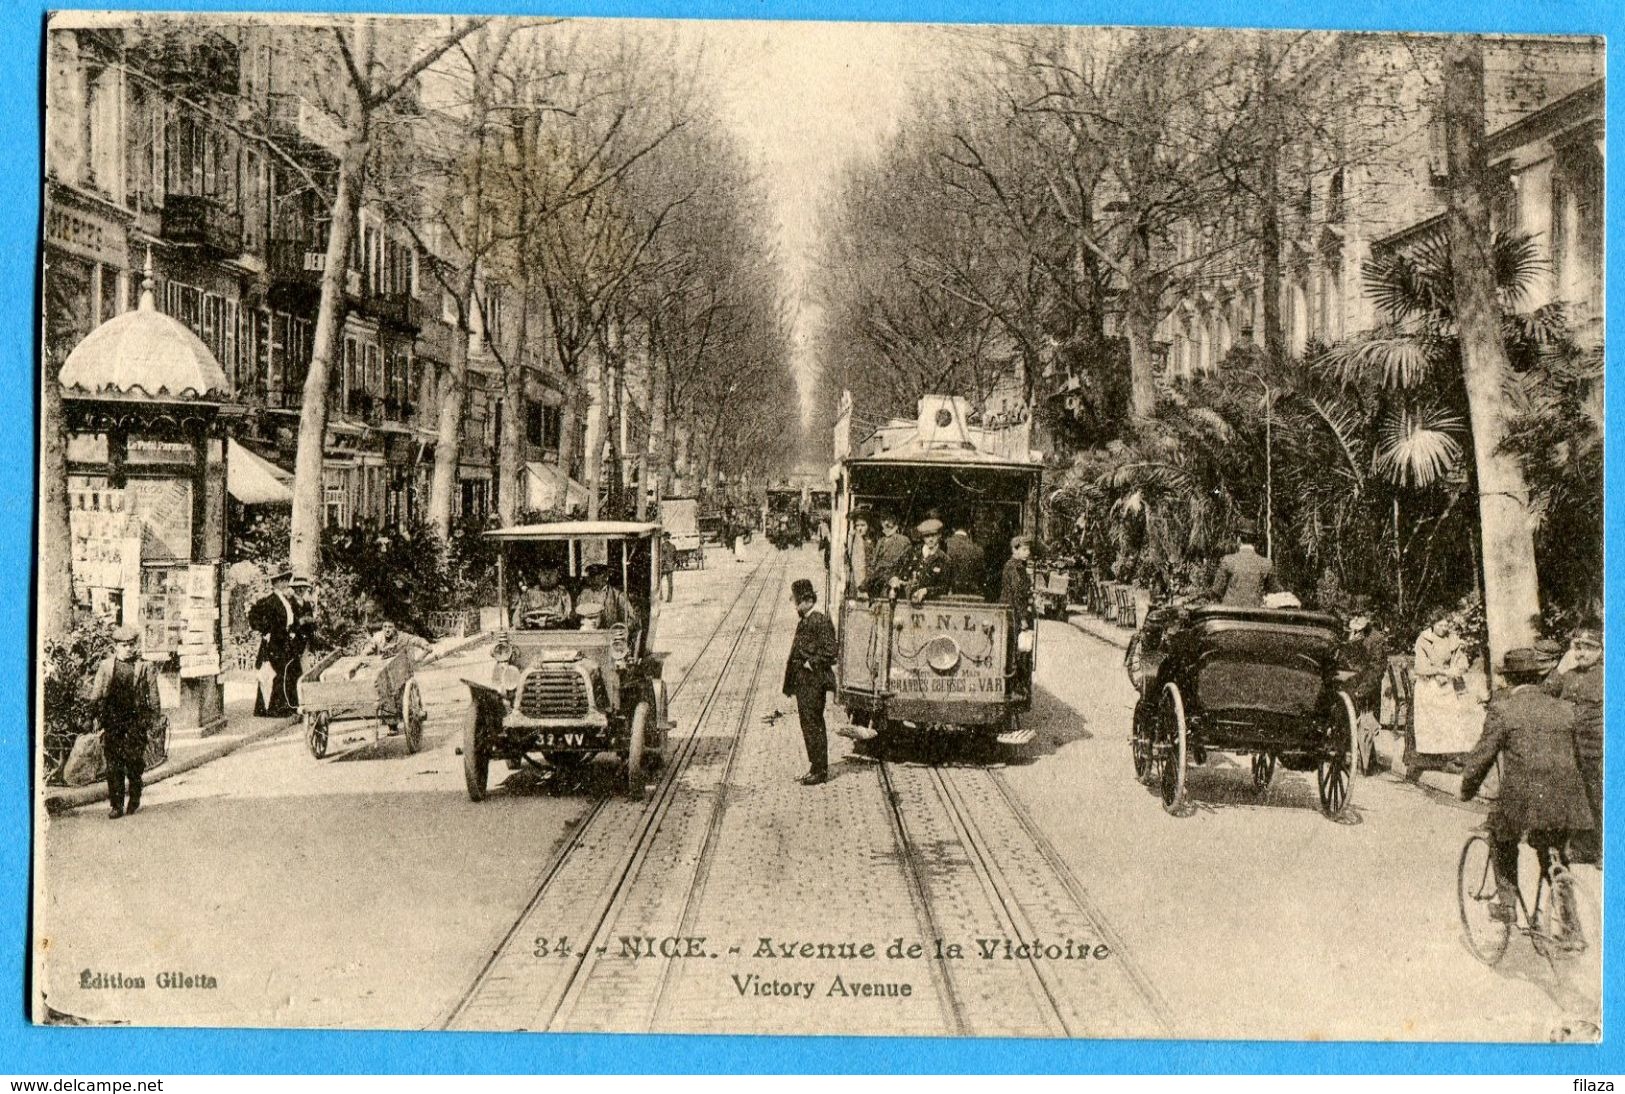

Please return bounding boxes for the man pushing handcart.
[299,621,431,759]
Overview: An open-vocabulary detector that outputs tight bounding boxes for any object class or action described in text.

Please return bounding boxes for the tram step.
[996,727,1036,746]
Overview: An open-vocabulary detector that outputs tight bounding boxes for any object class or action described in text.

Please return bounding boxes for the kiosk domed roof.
[59,272,228,401]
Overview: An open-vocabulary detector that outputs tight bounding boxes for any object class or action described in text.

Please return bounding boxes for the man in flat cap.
[86,625,162,818]
[866,512,913,598]
[783,578,837,785]
[908,518,953,605]
[249,568,311,716]
[1461,646,1595,940]
[1208,521,1277,607]
[1544,626,1604,863]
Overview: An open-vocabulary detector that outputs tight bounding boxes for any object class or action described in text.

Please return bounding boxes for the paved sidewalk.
[43,629,492,814]
[1062,605,1483,812]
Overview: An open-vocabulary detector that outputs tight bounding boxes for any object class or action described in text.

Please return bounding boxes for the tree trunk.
[496,291,528,525]
[428,284,473,538]
[39,359,75,642]
[1123,222,1158,421]
[289,136,365,577]
[1443,36,1542,672]
[1256,39,1286,363]
[582,342,605,519]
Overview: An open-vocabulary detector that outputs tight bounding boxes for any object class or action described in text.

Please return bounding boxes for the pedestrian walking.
[86,625,163,818]
[249,568,311,717]
[782,578,836,785]
[659,531,676,602]
[1207,522,1276,607]
[1461,647,1594,940]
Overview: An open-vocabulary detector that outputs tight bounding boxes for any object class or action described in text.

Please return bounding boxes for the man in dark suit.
[1208,523,1277,607]
[945,523,987,597]
[1461,647,1595,938]
[907,519,953,605]
[866,512,913,598]
[783,578,837,785]
[87,625,163,818]
[249,568,311,717]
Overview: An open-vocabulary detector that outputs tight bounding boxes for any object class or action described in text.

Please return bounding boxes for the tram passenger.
[512,565,573,630]
[846,510,873,596]
[867,512,913,598]
[946,522,987,598]
[907,519,953,605]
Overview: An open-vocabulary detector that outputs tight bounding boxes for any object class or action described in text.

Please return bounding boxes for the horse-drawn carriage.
[1129,605,1357,818]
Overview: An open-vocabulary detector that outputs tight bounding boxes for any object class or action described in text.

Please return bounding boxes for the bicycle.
[1457,829,1586,966]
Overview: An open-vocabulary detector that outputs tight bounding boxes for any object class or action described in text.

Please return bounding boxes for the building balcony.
[359,290,423,334]
[268,239,362,299]
[160,194,243,258]
[267,92,345,158]
[381,396,417,425]
[345,390,383,426]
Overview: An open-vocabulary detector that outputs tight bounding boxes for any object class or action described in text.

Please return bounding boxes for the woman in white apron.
[1410,613,1480,765]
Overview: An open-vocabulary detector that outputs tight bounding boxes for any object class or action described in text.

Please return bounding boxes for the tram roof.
[486,520,662,540]
[844,444,1042,472]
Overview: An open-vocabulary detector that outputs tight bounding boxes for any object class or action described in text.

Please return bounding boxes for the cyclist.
[1460,647,1594,936]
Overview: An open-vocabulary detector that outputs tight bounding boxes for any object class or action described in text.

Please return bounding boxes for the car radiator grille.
[519,668,590,719]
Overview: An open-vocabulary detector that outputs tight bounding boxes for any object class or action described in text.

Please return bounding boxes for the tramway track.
[439,551,787,1031]
[877,755,1172,1037]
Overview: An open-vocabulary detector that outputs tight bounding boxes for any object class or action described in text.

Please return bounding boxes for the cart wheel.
[306,713,329,760]
[462,703,489,802]
[1123,633,1143,688]
[401,678,426,755]
[1317,691,1357,817]
[1159,683,1188,815]
[627,700,652,800]
[1457,832,1512,965]
[1251,752,1276,793]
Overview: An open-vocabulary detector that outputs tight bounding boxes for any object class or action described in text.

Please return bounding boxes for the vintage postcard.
[34,10,1604,1041]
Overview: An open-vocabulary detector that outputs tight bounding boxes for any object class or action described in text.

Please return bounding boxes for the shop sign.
[45,197,127,266]
[128,439,196,466]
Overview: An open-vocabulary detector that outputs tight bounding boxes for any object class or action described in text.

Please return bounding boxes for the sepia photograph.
[32,9,1605,1045]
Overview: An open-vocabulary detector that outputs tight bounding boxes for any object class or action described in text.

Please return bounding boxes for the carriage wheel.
[1251,752,1276,793]
[1457,833,1512,965]
[462,703,489,802]
[1158,684,1189,815]
[306,713,330,760]
[1317,691,1357,817]
[1131,704,1156,783]
[627,701,652,800]
[400,679,426,755]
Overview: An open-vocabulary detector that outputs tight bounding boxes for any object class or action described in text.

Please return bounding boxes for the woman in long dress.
[1410,613,1479,765]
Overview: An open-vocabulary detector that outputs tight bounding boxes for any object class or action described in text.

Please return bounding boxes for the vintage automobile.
[765,487,806,549]
[460,521,670,801]
[1130,604,1357,818]
[830,395,1043,750]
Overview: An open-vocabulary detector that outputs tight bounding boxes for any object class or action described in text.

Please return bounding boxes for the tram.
[830,395,1043,749]
[765,486,806,549]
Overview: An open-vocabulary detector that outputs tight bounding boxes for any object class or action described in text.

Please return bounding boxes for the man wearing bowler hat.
[87,625,162,818]
[1461,646,1594,939]
[1208,520,1277,607]
[783,578,837,785]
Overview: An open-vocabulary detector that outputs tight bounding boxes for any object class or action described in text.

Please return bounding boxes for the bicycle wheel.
[1458,834,1512,965]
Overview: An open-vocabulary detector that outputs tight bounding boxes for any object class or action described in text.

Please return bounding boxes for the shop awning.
[523,461,590,512]
[228,440,293,505]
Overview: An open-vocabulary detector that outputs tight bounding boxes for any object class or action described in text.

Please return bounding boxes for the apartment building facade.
[44,19,586,536]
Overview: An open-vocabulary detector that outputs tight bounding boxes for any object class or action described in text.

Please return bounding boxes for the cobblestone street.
[37,543,1599,1039]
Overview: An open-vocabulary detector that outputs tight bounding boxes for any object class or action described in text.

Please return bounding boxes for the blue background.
[3,0,1619,1074]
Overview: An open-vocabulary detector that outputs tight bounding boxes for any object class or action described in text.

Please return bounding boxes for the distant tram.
[830,395,1042,749]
